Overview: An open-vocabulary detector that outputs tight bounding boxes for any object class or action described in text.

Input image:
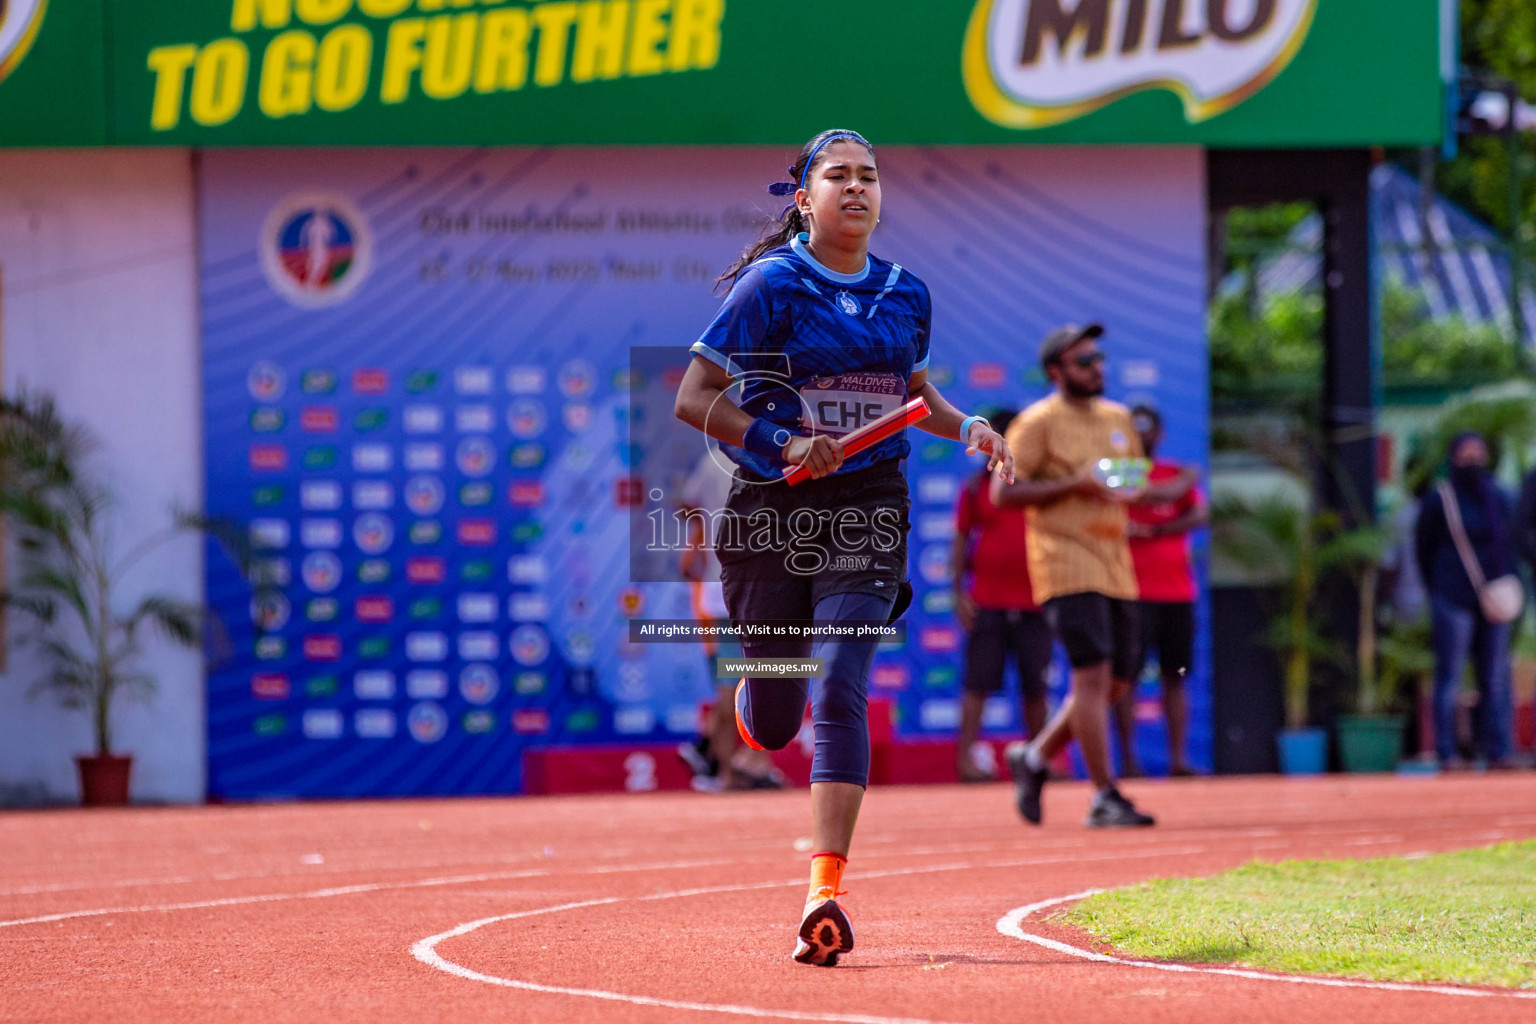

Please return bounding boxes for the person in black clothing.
[1514,461,1536,591]
[1414,432,1517,768]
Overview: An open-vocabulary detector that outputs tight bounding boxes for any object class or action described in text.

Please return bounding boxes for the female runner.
[674,129,1013,966]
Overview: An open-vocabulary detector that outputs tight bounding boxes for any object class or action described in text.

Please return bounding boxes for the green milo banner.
[0,1,1448,147]
[0,0,107,144]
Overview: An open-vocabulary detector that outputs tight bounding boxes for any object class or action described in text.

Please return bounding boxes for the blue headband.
[765,132,872,197]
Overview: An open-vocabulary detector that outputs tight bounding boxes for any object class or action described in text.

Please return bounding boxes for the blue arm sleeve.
[912,279,932,374]
[690,267,774,375]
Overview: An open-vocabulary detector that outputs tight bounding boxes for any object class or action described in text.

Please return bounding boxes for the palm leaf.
[123,595,201,650]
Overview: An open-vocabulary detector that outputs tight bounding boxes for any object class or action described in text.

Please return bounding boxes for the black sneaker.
[734,766,789,790]
[676,737,718,780]
[1086,788,1155,828]
[792,890,854,967]
[1006,742,1049,825]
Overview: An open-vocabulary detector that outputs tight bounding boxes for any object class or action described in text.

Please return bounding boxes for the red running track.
[4,774,1536,1024]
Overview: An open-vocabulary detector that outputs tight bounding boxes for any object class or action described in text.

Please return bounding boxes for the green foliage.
[1448,0,1536,242]
[1210,495,1325,729]
[1378,618,1435,713]
[1209,289,1321,400]
[1210,278,1521,403]
[1314,522,1394,715]
[1212,493,1398,722]
[0,392,205,757]
[1379,282,1522,382]
[1406,382,1536,488]
[1066,841,1536,989]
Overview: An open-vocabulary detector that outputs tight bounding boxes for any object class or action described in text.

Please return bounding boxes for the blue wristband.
[742,418,794,464]
[960,415,988,444]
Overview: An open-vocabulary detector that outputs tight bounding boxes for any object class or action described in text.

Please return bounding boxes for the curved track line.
[408,846,1209,1023]
[997,892,1536,1001]
[412,878,973,1024]
[412,887,967,1024]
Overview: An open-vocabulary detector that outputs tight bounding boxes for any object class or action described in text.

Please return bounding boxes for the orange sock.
[807,852,847,901]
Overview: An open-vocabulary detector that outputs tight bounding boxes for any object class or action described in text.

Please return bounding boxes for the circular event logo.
[407,702,449,744]
[558,360,595,398]
[250,590,291,632]
[563,628,596,666]
[507,401,546,440]
[405,475,445,516]
[0,0,46,85]
[353,513,394,555]
[510,625,550,667]
[260,192,374,309]
[919,545,951,586]
[455,436,496,477]
[247,361,286,401]
[459,664,500,705]
[301,551,343,593]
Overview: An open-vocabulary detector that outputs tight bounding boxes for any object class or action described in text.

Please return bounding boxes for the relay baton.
[782,396,933,486]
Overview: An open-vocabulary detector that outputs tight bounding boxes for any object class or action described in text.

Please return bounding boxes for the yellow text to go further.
[145,0,724,130]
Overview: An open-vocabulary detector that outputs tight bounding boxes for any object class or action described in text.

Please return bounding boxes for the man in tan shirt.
[991,323,1155,828]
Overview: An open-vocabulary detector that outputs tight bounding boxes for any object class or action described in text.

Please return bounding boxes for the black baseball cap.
[1039,322,1104,369]
[1130,403,1161,431]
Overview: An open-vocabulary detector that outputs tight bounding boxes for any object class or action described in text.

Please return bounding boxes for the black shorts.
[1135,600,1194,682]
[719,459,909,622]
[964,608,1052,700]
[1042,592,1141,681]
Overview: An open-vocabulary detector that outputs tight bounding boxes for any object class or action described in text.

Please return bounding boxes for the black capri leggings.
[731,590,897,787]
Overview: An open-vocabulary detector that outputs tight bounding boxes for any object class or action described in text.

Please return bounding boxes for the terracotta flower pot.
[75,754,132,806]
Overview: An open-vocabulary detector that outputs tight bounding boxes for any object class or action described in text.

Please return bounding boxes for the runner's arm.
[1128,505,1209,538]
[1141,465,1200,503]
[674,355,844,477]
[908,369,1014,481]
[994,470,1096,508]
[675,356,754,447]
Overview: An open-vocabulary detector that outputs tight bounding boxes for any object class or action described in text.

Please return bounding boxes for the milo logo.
[964,0,1316,127]
[0,0,45,85]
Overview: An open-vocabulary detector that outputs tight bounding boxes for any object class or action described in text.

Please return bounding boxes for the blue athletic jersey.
[690,234,932,479]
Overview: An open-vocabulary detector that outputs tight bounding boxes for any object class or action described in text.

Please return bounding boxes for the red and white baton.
[782,396,933,487]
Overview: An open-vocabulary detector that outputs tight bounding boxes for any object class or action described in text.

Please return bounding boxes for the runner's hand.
[954,590,977,633]
[967,424,1015,484]
[782,435,845,480]
[1072,465,1134,504]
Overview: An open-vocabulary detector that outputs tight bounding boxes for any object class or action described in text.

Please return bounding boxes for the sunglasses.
[1069,351,1106,368]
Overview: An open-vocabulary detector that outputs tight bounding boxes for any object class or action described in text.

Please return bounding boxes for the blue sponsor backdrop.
[201,147,1210,799]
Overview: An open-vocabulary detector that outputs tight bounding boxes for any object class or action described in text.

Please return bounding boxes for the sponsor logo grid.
[205,152,1211,797]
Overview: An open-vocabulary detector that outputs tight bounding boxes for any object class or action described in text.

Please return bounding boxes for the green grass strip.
[1064,841,1536,989]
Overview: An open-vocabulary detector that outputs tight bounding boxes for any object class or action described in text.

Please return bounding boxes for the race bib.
[801,373,905,438]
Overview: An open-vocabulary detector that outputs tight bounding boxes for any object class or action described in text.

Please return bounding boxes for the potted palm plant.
[1212,495,1339,774]
[0,393,205,806]
[1314,520,1410,772]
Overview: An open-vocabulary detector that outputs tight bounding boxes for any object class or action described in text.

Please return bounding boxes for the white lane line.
[0,857,732,930]
[409,846,1211,1023]
[997,892,1536,1001]
[0,849,718,897]
[3,843,1213,933]
[0,876,199,896]
[0,835,1106,898]
[412,887,957,1024]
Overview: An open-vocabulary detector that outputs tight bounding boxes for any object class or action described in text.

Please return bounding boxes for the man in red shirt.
[952,409,1052,782]
[1115,404,1205,777]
